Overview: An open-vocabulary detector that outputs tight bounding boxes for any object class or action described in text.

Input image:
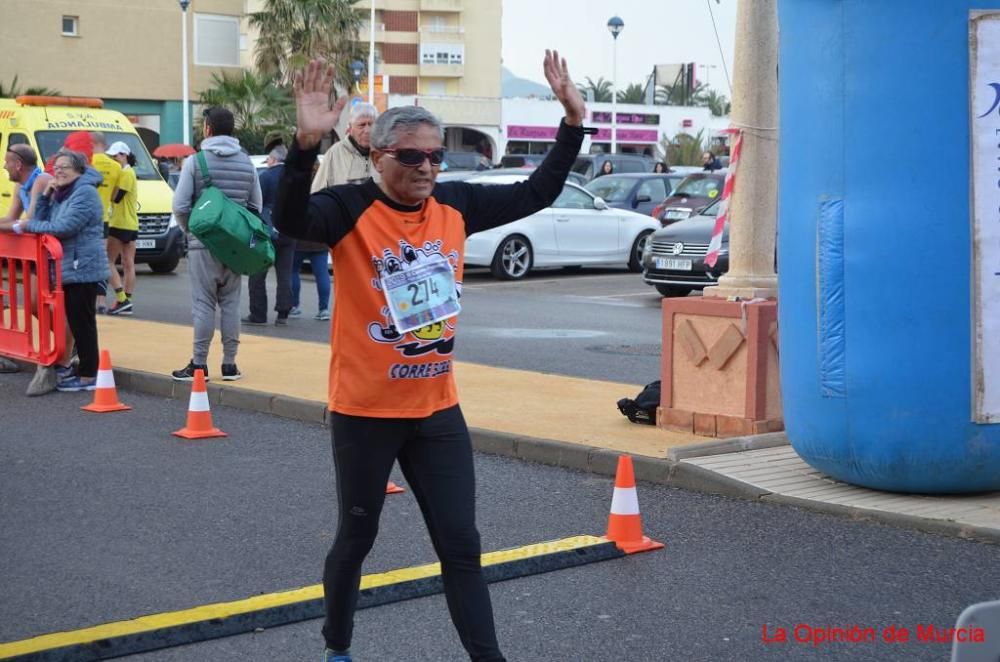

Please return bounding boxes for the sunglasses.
[382,148,445,167]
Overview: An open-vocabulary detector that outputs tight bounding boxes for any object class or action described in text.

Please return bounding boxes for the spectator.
[311,102,379,191]
[702,151,723,172]
[0,145,53,377]
[243,144,295,326]
[0,150,109,392]
[104,142,139,316]
[170,106,261,382]
[274,50,585,662]
[653,161,670,173]
[596,159,614,177]
[2,144,53,223]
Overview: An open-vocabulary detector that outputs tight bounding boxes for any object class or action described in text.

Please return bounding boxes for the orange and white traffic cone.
[81,350,131,413]
[386,481,405,494]
[172,369,226,439]
[604,455,664,554]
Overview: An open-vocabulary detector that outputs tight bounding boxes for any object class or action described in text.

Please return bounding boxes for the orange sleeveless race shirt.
[275,121,583,418]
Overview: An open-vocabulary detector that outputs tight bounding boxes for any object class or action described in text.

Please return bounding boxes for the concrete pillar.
[704,0,779,300]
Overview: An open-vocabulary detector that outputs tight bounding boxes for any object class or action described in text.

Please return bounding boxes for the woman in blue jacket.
[4,150,110,391]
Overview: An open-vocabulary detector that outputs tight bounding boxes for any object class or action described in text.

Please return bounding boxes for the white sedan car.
[462,174,659,280]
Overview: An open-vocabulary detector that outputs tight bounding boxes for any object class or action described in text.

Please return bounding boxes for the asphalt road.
[128,259,667,384]
[2,370,998,661]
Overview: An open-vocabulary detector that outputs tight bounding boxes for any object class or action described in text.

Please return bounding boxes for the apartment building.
[0,0,248,147]
[351,0,503,160]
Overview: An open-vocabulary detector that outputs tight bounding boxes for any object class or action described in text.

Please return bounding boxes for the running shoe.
[108,299,133,316]
[241,315,267,326]
[221,363,242,381]
[171,361,209,382]
[315,309,331,321]
[322,650,352,662]
[289,306,302,317]
[56,376,97,392]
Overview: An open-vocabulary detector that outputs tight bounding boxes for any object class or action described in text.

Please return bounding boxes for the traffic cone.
[81,350,131,413]
[604,455,664,554]
[386,481,405,494]
[172,369,226,439]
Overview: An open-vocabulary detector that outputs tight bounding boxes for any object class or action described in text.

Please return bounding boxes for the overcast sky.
[500,0,738,95]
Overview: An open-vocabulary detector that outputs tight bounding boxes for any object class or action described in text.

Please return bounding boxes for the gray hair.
[55,149,88,174]
[268,144,288,162]
[349,102,378,124]
[370,106,443,150]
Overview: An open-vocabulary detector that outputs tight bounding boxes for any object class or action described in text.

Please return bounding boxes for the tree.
[616,83,646,104]
[198,70,295,153]
[0,75,62,97]
[662,129,707,167]
[576,76,613,103]
[249,0,368,92]
[655,81,707,106]
[699,89,731,117]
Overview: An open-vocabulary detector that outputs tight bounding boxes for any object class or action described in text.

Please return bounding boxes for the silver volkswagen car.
[641,199,729,297]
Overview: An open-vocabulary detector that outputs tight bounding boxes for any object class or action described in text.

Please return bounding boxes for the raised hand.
[543,49,586,127]
[292,60,348,149]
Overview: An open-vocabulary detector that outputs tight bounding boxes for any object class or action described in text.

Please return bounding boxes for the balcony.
[358,22,386,40]
[420,62,464,77]
[420,25,465,43]
[420,0,462,12]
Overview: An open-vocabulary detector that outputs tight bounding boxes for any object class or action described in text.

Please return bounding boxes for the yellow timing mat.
[0,535,622,661]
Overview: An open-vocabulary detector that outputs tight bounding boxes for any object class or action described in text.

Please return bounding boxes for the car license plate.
[655,257,692,271]
[665,209,688,220]
[135,239,155,249]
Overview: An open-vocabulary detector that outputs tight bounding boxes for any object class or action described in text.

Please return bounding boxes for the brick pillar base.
[658,297,783,438]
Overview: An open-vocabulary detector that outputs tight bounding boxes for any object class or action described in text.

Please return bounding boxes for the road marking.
[0,536,623,661]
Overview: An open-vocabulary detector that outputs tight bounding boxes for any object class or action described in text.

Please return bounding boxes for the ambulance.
[0,96,184,273]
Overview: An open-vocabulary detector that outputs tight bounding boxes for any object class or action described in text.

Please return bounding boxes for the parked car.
[499,153,547,168]
[653,171,727,225]
[584,172,688,216]
[441,150,491,171]
[463,174,659,279]
[438,166,586,187]
[572,153,655,181]
[642,199,728,297]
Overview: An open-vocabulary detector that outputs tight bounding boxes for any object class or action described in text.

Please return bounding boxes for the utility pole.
[703,0,778,300]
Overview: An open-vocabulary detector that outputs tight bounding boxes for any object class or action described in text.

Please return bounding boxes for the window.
[194,14,240,66]
[553,185,594,210]
[8,134,30,147]
[62,15,78,36]
[426,80,447,95]
[637,179,668,201]
[420,43,463,66]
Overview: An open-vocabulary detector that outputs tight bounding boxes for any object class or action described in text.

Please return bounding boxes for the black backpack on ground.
[617,380,661,425]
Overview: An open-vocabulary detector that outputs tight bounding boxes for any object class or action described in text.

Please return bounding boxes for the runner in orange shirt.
[274,51,586,662]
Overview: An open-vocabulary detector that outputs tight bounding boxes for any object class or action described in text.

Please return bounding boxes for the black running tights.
[323,405,505,662]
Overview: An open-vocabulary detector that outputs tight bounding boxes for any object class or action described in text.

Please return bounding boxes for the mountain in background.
[502,66,552,98]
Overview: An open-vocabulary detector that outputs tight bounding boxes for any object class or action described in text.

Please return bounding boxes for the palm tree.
[0,75,62,97]
[576,76,613,103]
[616,83,646,104]
[249,0,367,91]
[198,70,295,153]
[655,81,707,106]
[662,129,707,167]
[699,89,731,117]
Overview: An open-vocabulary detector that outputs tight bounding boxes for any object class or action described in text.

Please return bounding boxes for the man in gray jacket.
[171,107,261,382]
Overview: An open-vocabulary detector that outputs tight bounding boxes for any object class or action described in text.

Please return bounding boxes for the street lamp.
[607,16,624,154]
[351,59,365,95]
[179,0,190,145]
[368,1,376,104]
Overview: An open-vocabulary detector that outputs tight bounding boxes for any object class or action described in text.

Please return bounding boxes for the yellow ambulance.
[0,96,184,272]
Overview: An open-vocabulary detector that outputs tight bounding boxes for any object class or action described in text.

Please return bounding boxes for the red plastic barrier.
[0,233,64,366]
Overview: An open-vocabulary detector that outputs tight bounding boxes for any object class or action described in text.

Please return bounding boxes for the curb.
[106,367,999,546]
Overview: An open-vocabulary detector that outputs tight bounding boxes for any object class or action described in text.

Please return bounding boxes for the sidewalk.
[95,316,1000,544]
